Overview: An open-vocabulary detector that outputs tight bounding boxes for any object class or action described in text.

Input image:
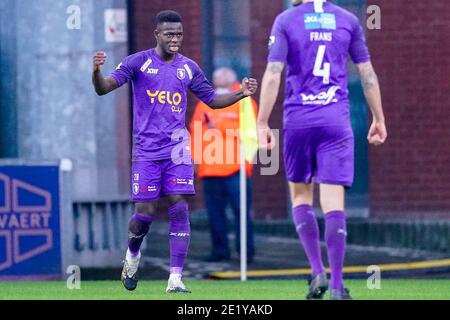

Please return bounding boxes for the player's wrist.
[257,120,270,127]
[373,116,385,124]
[239,89,250,98]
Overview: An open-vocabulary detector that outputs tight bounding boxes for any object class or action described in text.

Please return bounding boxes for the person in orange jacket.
[189,67,257,262]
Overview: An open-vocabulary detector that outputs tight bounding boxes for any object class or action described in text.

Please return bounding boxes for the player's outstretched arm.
[256,62,285,150]
[357,61,387,146]
[208,78,258,109]
[92,51,119,96]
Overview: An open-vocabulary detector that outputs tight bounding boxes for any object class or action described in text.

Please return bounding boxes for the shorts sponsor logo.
[132,183,139,195]
[176,178,188,185]
[304,13,336,30]
[147,185,157,192]
[301,85,340,105]
[169,178,192,186]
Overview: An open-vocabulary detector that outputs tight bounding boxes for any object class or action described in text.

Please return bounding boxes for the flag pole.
[240,142,247,282]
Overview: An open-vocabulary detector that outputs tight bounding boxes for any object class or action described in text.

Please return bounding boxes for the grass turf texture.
[0,279,449,300]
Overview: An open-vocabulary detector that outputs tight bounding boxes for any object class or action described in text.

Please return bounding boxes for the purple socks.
[293,206,348,289]
[128,213,153,256]
[293,205,325,276]
[168,202,191,275]
[325,210,347,290]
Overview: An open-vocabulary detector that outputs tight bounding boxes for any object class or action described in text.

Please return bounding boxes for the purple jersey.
[268,1,370,128]
[110,49,217,160]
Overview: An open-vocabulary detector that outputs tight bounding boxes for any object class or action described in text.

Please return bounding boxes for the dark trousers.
[202,172,255,258]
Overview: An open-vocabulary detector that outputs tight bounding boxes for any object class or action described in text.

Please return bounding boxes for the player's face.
[155,22,184,55]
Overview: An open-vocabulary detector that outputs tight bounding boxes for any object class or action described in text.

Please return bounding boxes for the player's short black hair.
[155,10,182,27]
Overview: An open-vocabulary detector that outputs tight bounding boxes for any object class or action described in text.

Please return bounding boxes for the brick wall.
[366,0,450,218]
[250,0,288,219]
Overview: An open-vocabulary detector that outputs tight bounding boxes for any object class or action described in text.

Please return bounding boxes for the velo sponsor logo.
[301,85,340,105]
[146,90,182,105]
[146,90,183,113]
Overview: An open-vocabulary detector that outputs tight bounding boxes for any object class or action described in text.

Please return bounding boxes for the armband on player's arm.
[257,62,285,125]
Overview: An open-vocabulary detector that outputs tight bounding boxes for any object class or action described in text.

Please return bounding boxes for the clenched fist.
[367,121,387,146]
[241,78,258,97]
[93,51,107,72]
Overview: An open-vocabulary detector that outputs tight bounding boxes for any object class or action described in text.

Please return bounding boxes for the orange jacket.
[189,83,258,178]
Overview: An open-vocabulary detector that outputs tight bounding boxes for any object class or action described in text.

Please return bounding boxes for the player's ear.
[154,29,159,39]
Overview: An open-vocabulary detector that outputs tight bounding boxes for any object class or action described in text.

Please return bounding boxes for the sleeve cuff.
[110,74,123,87]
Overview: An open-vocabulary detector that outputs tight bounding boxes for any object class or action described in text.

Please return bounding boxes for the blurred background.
[0,0,449,281]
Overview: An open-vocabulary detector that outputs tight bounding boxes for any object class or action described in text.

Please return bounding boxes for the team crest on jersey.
[177,68,186,80]
[132,183,140,195]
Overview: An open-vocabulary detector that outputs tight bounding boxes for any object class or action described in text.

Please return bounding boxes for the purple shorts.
[283,126,354,187]
[131,159,195,202]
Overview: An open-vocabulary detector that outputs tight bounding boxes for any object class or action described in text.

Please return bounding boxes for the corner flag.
[239,97,258,163]
[238,96,257,281]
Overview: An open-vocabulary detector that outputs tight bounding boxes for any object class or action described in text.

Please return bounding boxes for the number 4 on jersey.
[313,45,330,84]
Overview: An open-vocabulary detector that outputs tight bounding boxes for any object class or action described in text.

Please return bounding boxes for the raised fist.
[93,51,107,72]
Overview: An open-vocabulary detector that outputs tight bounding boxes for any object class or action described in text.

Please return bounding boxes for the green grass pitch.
[0,279,449,300]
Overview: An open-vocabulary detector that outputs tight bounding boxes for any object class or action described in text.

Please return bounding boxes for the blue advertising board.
[0,165,61,279]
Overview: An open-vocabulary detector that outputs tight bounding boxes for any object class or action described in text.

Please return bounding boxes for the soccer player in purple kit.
[258,0,387,299]
[92,10,257,293]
